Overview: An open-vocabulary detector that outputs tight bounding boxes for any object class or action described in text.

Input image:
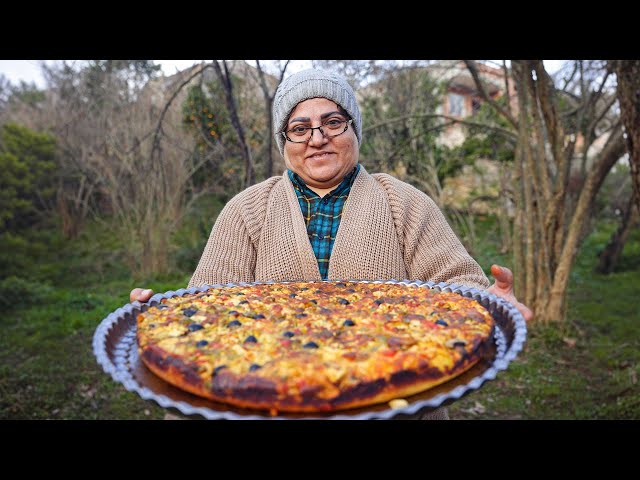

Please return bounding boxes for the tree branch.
[150,62,212,162]
[363,113,516,139]
[587,94,617,141]
[463,60,519,130]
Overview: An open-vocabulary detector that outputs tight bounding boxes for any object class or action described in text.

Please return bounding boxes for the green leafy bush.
[0,123,57,232]
[0,275,52,310]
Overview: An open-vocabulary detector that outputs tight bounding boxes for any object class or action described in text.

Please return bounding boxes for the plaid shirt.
[288,164,360,280]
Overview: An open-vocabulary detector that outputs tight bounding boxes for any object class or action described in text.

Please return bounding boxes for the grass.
[1,209,638,420]
[0,194,222,420]
[448,220,640,419]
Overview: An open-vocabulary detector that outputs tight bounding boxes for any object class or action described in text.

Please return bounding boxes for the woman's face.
[283,98,359,191]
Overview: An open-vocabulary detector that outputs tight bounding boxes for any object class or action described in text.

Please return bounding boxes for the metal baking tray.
[93,280,527,420]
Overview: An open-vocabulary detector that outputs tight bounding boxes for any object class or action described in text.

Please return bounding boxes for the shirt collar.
[288,164,360,199]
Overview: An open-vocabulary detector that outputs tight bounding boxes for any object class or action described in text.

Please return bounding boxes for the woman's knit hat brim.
[272,69,362,157]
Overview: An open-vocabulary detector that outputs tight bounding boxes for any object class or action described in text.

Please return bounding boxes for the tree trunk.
[512,61,538,308]
[253,61,290,179]
[596,194,639,274]
[57,192,81,239]
[498,163,512,254]
[542,127,626,321]
[213,61,255,188]
[612,60,640,213]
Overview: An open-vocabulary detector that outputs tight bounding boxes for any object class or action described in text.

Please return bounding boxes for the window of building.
[448,93,465,117]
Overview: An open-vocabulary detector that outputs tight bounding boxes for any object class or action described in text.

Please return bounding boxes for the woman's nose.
[308,127,328,146]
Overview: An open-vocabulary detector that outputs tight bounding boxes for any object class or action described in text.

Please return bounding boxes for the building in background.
[426,61,516,147]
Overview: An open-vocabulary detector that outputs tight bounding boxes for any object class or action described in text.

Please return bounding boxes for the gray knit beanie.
[273,68,362,157]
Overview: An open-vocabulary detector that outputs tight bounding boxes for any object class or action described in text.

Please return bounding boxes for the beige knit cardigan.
[189,166,489,290]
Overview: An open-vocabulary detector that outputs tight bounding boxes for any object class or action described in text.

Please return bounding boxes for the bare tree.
[212,61,255,188]
[2,60,290,274]
[611,60,640,212]
[592,60,640,274]
[6,60,216,276]
[596,192,638,274]
[25,61,99,238]
[252,60,289,178]
[465,60,626,322]
[311,60,394,89]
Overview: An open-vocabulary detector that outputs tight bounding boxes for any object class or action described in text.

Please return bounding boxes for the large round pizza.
[136,281,495,414]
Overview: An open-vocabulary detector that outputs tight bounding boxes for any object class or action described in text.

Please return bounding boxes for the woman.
[131,68,532,419]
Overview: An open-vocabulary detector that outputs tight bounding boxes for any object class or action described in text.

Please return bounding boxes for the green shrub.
[0,123,57,232]
[0,275,52,310]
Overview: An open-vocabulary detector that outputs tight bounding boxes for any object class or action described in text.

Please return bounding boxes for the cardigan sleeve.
[405,191,489,289]
[374,173,490,290]
[188,177,281,288]
[188,196,256,288]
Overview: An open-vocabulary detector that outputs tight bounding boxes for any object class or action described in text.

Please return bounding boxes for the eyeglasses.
[281,119,353,143]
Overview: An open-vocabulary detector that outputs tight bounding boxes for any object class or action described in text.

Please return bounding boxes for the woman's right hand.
[130,288,154,303]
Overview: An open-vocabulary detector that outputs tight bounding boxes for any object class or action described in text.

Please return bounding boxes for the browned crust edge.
[138,327,495,413]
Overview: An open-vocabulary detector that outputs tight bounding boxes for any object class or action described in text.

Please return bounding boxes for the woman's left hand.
[486,264,534,322]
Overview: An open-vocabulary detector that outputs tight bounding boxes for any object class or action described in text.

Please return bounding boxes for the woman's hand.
[486,264,534,322]
[130,288,154,303]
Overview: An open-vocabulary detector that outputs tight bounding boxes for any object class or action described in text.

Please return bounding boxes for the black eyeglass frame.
[281,119,354,143]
